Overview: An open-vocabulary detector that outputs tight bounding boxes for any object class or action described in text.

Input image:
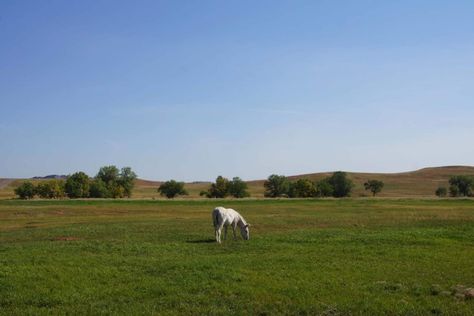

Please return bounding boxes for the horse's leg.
[224,225,228,240]
[232,224,237,240]
[215,228,222,243]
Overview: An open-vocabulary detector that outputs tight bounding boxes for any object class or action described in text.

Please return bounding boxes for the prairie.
[130,166,474,199]
[4,166,473,200]
[1,199,473,315]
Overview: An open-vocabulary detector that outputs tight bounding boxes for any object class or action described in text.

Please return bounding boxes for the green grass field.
[1,199,473,315]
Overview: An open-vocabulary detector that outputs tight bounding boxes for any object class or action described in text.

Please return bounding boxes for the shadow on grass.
[186,239,215,244]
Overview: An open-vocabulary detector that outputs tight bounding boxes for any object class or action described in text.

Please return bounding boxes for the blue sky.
[1,1,473,181]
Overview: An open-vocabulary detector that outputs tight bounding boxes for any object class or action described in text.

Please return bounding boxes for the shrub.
[36,180,65,199]
[288,179,316,198]
[14,181,36,199]
[435,187,447,197]
[36,181,53,199]
[158,180,188,199]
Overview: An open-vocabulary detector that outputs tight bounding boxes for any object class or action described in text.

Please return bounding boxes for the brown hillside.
[245,166,474,198]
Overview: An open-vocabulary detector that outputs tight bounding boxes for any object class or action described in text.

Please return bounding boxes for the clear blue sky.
[1,1,473,181]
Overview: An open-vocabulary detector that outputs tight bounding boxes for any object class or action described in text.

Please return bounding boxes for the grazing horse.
[212,206,250,243]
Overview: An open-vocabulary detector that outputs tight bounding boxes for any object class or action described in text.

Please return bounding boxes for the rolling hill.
[1,166,473,199]
[245,165,474,198]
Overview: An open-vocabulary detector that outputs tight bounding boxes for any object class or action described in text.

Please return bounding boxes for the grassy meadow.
[1,198,473,315]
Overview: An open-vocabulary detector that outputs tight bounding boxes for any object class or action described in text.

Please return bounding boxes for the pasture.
[0,199,473,315]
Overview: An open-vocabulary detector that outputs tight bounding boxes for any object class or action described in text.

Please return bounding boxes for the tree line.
[158,172,385,199]
[435,175,474,197]
[263,173,352,198]
[14,166,136,199]
[158,176,250,199]
[14,170,474,199]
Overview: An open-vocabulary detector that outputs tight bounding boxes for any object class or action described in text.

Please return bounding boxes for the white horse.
[212,206,250,243]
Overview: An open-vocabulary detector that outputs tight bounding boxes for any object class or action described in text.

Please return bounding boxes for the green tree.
[449,185,460,197]
[95,166,136,198]
[228,177,250,198]
[89,178,109,198]
[288,179,316,198]
[96,166,120,185]
[364,179,384,197]
[109,183,125,198]
[96,165,119,197]
[204,176,230,198]
[264,174,290,198]
[65,172,90,198]
[118,167,137,198]
[35,180,65,199]
[435,187,447,197]
[314,178,333,197]
[327,171,353,198]
[158,180,188,199]
[449,175,474,197]
[52,180,65,198]
[14,181,36,199]
[36,181,54,199]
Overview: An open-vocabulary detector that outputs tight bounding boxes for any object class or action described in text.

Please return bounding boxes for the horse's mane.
[237,213,248,227]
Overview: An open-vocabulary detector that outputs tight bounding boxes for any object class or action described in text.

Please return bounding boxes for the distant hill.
[1,166,474,199]
[244,165,474,198]
[32,175,67,180]
[134,165,474,198]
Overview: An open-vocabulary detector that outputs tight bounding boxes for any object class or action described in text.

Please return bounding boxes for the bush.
[435,187,447,197]
[228,177,250,198]
[288,179,316,198]
[158,180,188,199]
[364,179,384,197]
[36,180,65,199]
[264,174,290,198]
[36,181,53,199]
[327,172,353,197]
[65,172,90,198]
[14,181,36,199]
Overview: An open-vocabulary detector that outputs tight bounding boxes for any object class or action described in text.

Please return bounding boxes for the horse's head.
[240,224,250,240]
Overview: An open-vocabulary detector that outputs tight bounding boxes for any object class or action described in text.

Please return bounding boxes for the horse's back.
[212,207,238,227]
